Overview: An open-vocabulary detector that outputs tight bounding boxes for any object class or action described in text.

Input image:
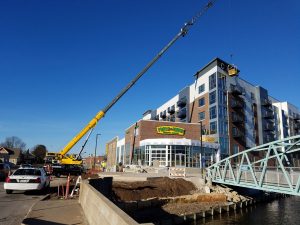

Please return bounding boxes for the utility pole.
[200,121,203,178]
[94,134,101,170]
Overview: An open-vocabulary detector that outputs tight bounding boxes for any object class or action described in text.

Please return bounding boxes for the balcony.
[230,84,243,96]
[295,123,300,130]
[261,98,272,107]
[177,108,187,119]
[169,116,175,122]
[232,128,243,138]
[160,111,167,119]
[264,134,274,143]
[232,113,244,123]
[262,110,274,119]
[264,123,275,131]
[294,114,300,121]
[231,100,244,109]
[177,97,187,108]
[167,106,175,114]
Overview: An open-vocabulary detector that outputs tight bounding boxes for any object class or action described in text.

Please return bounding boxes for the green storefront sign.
[156,126,185,135]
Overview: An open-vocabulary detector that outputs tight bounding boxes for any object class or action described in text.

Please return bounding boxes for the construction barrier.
[169,167,186,177]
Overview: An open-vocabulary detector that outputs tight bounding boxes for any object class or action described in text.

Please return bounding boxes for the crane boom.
[58,0,216,164]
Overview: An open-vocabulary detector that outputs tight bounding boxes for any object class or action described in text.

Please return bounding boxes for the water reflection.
[195,197,300,225]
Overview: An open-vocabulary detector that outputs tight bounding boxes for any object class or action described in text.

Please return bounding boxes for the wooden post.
[65,174,70,199]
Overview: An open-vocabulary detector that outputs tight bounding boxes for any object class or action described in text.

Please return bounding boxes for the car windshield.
[13,169,41,176]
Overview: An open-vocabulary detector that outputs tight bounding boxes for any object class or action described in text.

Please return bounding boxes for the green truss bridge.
[206,135,300,196]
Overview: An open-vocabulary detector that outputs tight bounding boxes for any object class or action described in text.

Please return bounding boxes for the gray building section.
[140,58,300,157]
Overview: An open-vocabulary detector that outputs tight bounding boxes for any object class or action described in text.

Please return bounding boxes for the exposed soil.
[81,173,99,180]
[112,177,196,201]
[162,202,227,215]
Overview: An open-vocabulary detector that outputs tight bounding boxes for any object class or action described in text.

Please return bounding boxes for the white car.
[4,167,50,194]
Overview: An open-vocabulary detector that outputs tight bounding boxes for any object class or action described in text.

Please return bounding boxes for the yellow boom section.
[59,110,105,156]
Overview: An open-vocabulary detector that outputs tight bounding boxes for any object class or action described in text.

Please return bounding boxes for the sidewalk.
[22,198,88,225]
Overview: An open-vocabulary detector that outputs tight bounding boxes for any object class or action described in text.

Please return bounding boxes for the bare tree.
[0,136,26,150]
[31,145,47,163]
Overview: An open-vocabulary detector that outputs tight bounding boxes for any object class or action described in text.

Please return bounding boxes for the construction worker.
[101,161,107,172]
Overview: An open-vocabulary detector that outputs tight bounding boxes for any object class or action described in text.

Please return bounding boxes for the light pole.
[94,134,101,169]
[200,121,203,178]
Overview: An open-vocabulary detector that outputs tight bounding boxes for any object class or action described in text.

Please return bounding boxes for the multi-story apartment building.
[107,58,300,167]
[142,58,300,156]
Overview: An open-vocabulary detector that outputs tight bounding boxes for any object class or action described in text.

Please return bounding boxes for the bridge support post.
[206,176,212,186]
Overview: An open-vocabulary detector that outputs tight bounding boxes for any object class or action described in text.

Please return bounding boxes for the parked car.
[4,167,50,194]
[0,163,10,181]
[20,163,33,168]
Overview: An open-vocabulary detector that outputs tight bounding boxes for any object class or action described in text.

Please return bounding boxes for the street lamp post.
[200,121,204,178]
[94,134,101,170]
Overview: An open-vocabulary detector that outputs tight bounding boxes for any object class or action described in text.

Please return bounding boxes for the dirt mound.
[112,177,196,201]
[162,201,227,215]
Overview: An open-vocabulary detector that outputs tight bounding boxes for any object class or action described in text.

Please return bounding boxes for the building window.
[198,97,205,107]
[209,91,216,104]
[209,73,216,90]
[199,111,205,120]
[198,84,205,94]
[233,144,239,154]
[233,144,239,162]
[218,90,227,104]
[210,106,217,119]
[218,106,227,118]
[218,73,226,89]
[210,121,217,134]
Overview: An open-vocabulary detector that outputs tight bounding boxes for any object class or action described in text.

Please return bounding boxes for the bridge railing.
[207,135,300,196]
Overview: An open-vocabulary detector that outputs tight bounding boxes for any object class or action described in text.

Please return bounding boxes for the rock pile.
[205,185,250,203]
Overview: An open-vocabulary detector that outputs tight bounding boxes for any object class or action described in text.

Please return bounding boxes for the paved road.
[0,182,46,225]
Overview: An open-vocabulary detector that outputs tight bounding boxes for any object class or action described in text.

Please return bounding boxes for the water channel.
[196,196,300,225]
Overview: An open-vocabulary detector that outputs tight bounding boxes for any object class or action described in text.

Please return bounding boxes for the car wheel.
[6,190,13,194]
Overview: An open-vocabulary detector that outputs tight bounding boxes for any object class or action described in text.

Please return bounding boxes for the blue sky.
[1,0,299,156]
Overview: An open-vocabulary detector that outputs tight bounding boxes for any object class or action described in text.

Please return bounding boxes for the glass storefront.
[132,139,219,168]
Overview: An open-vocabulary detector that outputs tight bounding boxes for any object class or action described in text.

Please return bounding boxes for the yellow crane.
[47,0,216,165]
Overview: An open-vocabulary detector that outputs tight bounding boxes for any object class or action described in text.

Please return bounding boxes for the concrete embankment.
[79,179,153,225]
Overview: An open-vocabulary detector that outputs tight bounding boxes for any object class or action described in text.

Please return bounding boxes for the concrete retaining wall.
[79,180,152,225]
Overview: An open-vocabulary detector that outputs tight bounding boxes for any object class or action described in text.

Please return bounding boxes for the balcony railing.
[177,108,187,119]
[264,135,275,143]
[177,98,187,108]
[232,113,244,123]
[230,84,243,96]
[232,129,243,138]
[231,100,244,108]
[261,98,272,106]
[263,110,274,119]
[167,106,175,114]
[160,112,167,119]
[294,115,300,121]
[295,123,300,130]
[264,123,275,131]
